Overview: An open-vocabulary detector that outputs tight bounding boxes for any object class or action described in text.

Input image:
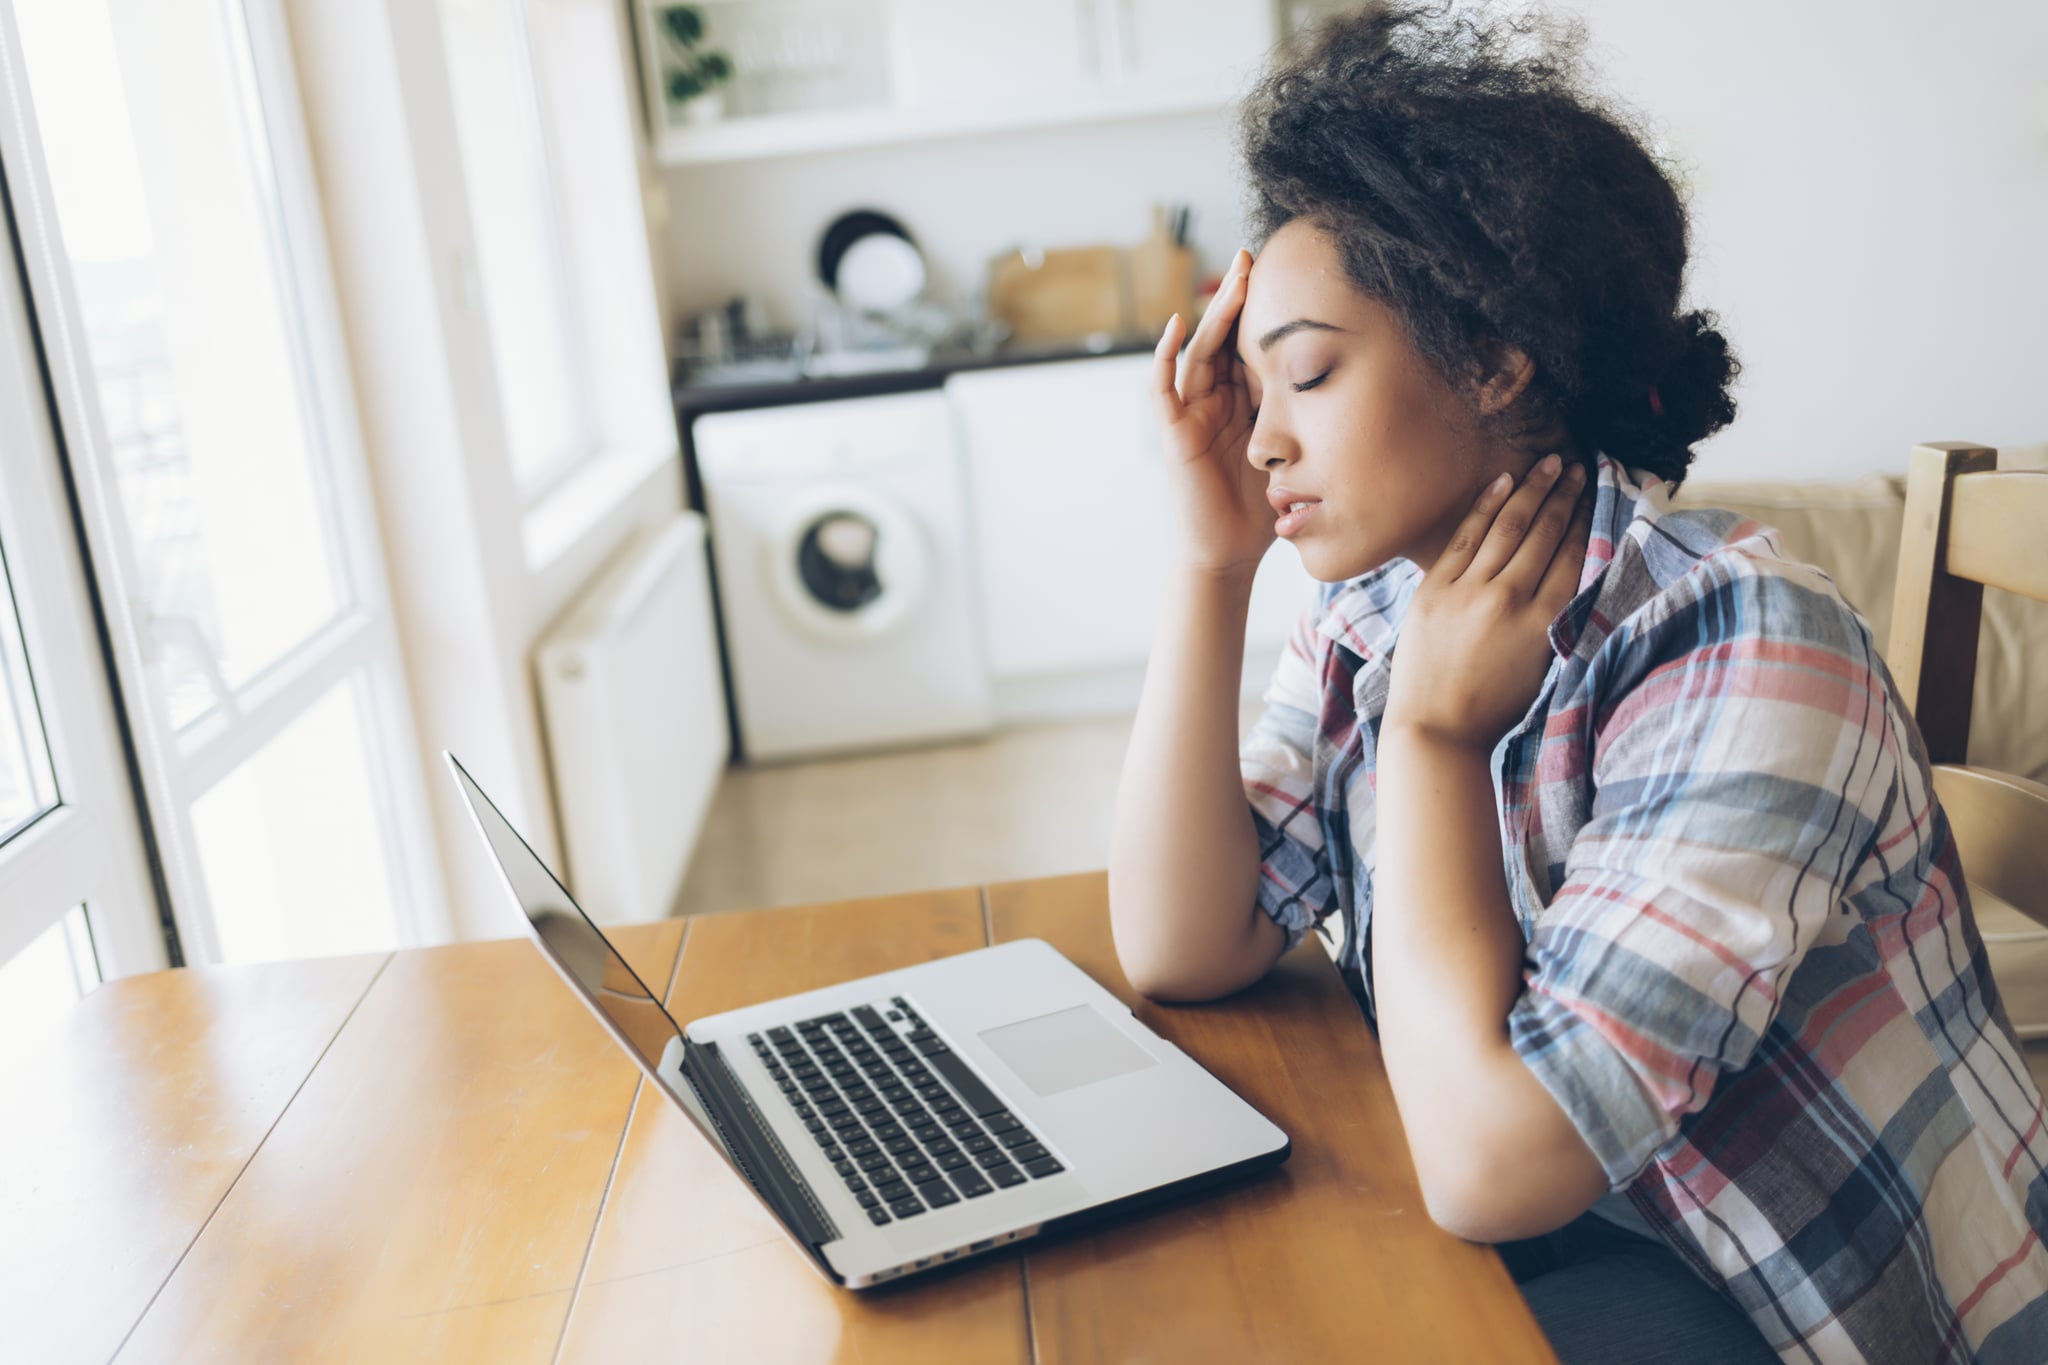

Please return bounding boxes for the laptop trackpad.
[978,1004,1158,1098]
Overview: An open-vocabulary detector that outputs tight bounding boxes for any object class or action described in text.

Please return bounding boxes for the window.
[6,0,439,964]
[0,909,99,1040]
[439,0,596,498]
[0,538,57,841]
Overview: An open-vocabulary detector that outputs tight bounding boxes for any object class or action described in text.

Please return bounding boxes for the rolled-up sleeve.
[1241,600,1339,953]
[1506,560,1896,1187]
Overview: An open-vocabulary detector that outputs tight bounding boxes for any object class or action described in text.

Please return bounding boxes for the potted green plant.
[660,6,734,125]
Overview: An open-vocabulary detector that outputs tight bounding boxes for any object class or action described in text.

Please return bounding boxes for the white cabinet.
[889,1,1096,110]
[1106,0,1276,96]
[946,355,1317,702]
[644,0,1279,164]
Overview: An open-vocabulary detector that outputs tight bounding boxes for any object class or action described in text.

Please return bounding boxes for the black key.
[862,1064,893,1080]
[952,1166,993,1198]
[845,1173,867,1192]
[818,1012,851,1029]
[812,1129,838,1147]
[880,1084,910,1103]
[857,1152,894,1172]
[826,1062,854,1078]
[834,1159,857,1177]
[889,1198,926,1219]
[870,1122,905,1142]
[914,1039,950,1058]
[975,1148,1013,1171]
[892,1098,927,1117]
[914,1082,951,1102]
[822,1145,844,1162]
[747,1032,765,1045]
[767,1026,794,1042]
[1023,1156,1065,1178]
[868,1207,893,1226]
[932,1105,967,1126]
[936,1151,972,1172]
[911,1124,944,1144]
[1010,1142,1049,1164]
[792,1101,814,1118]
[856,1190,880,1208]
[987,1163,1026,1188]
[963,1136,996,1155]
[998,1128,1038,1150]
[983,1111,1023,1134]
[907,1028,937,1046]
[901,1163,939,1185]
[853,1006,887,1030]
[947,1119,984,1139]
[803,1117,826,1133]
[854,1098,886,1116]
[923,1137,958,1156]
[842,1082,874,1100]
[877,1180,912,1203]
[884,1136,917,1156]
[899,1108,933,1127]
[777,1081,800,1096]
[916,1179,961,1209]
[795,1019,824,1033]
[846,1139,878,1158]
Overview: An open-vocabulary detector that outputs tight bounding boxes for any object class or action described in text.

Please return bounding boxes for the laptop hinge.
[679,1038,841,1248]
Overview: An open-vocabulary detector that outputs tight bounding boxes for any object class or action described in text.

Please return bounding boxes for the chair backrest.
[1886,442,2048,929]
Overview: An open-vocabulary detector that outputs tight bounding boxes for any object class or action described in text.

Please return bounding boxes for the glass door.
[0,136,164,1016]
[0,0,440,965]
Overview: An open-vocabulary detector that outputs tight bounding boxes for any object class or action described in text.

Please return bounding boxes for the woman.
[1107,7,2048,1362]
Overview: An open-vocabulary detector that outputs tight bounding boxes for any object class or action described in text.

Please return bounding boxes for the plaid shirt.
[1241,454,2048,1362]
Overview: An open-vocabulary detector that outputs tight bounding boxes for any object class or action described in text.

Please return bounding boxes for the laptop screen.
[445,754,685,1076]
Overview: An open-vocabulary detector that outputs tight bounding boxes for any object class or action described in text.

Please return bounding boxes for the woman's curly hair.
[1240,2,1738,485]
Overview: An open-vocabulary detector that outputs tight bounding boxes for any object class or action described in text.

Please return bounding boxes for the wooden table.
[4,872,1553,1363]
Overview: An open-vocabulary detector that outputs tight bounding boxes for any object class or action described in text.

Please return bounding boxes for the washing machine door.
[764,484,930,642]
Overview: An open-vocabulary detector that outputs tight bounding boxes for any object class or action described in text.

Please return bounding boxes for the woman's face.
[1236,219,1533,581]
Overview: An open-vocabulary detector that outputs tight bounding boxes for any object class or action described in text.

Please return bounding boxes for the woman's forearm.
[1109,566,1284,1000]
[1371,725,1605,1240]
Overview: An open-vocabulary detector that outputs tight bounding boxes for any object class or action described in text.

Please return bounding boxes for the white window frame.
[0,31,165,977]
[0,0,446,966]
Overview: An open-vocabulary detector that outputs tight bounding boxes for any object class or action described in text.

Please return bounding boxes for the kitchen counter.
[671,336,1156,421]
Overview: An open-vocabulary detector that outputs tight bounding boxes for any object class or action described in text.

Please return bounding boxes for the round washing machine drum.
[763,484,930,642]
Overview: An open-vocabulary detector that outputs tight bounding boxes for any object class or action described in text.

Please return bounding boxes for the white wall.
[662,104,1248,343]
[660,0,2048,481]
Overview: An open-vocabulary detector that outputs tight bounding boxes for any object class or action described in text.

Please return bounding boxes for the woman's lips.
[1272,496,1320,538]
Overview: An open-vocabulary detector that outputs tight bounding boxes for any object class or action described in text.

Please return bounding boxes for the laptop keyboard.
[747,997,1064,1228]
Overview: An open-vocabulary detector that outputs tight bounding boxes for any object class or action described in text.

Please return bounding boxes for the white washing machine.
[694,390,992,762]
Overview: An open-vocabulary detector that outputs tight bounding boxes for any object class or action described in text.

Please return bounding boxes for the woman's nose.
[1247,430,1292,472]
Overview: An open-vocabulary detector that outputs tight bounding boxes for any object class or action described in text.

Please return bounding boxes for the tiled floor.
[672,716,2048,1098]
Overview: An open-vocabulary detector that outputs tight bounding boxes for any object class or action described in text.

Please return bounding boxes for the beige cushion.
[1677,453,2048,785]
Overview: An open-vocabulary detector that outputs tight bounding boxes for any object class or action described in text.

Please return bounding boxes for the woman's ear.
[1472,338,1537,417]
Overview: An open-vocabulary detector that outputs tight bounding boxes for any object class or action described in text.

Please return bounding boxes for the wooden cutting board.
[986,245,1125,342]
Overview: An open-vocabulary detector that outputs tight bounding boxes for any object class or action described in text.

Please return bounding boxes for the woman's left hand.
[1384,455,1592,752]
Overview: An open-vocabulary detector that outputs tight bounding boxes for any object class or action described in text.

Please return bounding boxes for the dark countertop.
[671,336,1156,418]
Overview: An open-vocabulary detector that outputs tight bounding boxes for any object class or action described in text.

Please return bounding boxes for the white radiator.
[535,514,728,925]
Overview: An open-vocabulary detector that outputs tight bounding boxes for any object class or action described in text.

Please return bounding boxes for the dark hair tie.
[1647,385,1664,418]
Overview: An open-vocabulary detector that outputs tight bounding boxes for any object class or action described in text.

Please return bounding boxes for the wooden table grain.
[4,872,1553,1364]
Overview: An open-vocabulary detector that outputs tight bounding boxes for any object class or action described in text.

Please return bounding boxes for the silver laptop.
[447,753,1290,1289]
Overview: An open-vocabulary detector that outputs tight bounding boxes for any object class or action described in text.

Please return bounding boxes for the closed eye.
[1291,370,1330,393]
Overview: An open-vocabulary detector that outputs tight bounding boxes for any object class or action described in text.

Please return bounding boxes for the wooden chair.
[1887,443,2048,1035]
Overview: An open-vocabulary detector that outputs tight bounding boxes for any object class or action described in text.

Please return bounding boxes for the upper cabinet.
[638,0,1282,165]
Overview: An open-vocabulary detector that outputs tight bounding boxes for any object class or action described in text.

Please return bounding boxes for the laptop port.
[969,1239,994,1252]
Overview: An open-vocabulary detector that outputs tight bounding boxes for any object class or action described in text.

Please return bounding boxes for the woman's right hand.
[1151,248,1275,581]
